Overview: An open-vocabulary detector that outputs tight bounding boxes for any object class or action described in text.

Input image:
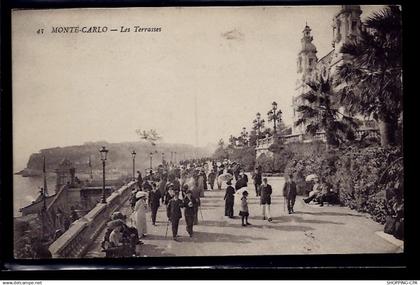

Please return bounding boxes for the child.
[239,190,251,226]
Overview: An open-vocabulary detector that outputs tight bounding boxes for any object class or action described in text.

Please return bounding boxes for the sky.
[12,5,385,166]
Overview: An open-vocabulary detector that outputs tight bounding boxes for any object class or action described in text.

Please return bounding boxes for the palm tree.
[335,5,402,146]
[295,77,358,147]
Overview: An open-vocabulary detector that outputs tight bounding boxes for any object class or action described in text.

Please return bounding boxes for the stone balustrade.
[48,180,137,258]
[256,128,379,148]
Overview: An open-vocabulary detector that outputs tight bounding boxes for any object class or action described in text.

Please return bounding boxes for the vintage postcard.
[12,5,403,259]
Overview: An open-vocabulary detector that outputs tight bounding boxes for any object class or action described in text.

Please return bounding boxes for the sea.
[13,156,57,217]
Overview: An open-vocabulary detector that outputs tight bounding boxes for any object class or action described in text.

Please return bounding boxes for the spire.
[300,23,317,54]
[297,23,318,81]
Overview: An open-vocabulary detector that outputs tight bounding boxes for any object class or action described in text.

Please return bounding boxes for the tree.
[335,5,402,146]
[228,135,237,148]
[295,77,358,147]
[213,138,229,160]
[136,129,162,146]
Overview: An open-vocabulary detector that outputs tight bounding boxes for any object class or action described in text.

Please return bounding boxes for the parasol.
[218,173,233,182]
[234,187,249,203]
[135,191,148,199]
[305,174,318,182]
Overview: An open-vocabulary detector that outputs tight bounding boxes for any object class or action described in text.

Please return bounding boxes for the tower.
[297,24,318,84]
[292,24,318,135]
[331,5,362,67]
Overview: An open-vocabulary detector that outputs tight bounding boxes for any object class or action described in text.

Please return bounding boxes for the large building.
[255,5,379,157]
[292,5,364,136]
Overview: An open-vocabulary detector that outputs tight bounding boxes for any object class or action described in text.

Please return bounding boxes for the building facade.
[292,5,364,136]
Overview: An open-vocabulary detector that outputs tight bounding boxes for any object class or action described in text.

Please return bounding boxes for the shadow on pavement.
[137,243,176,257]
[267,215,345,225]
[189,230,268,244]
[197,220,314,232]
[295,211,365,218]
[199,203,223,208]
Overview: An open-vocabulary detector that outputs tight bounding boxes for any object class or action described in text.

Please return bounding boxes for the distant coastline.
[15,168,42,177]
[16,140,214,177]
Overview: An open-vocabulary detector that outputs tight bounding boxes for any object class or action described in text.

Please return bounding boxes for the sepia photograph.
[11,5,403,260]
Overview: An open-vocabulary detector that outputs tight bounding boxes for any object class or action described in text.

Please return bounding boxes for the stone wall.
[48,181,136,258]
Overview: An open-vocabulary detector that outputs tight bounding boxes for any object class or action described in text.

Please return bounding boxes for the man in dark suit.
[167,190,184,241]
[252,168,262,197]
[183,190,198,237]
[148,183,161,226]
[283,174,297,214]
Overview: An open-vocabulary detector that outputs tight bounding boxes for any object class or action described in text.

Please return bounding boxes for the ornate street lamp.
[253,112,265,146]
[240,127,249,146]
[99,146,109,203]
[131,150,136,181]
[267,101,282,137]
[149,152,153,169]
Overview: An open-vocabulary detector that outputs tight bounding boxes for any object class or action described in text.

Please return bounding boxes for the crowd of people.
[100,158,332,257]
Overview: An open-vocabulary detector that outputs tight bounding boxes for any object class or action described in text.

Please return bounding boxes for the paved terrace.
[85,177,402,257]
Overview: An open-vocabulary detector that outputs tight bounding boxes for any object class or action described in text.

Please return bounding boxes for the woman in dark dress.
[224,180,235,218]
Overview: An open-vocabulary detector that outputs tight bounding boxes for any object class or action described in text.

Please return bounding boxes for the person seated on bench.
[109,225,124,247]
[303,177,321,204]
[315,184,339,206]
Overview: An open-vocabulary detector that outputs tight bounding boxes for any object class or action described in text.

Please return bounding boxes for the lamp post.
[131,150,136,181]
[174,152,177,164]
[267,101,282,138]
[149,152,153,169]
[253,112,265,146]
[99,146,108,203]
[161,152,165,164]
[240,127,249,146]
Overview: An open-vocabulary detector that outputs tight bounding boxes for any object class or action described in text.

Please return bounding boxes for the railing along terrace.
[256,128,379,146]
[48,180,137,258]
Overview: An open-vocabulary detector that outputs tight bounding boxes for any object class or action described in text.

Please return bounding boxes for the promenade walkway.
[85,176,402,257]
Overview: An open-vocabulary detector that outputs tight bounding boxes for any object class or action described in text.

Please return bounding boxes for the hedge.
[284,146,403,225]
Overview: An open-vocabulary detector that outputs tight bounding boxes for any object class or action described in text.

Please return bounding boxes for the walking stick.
[165,219,170,238]
[283,196,286,213]
[199,206,204,221]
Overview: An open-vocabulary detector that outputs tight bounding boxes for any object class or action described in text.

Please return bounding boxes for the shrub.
[284,146,403,227]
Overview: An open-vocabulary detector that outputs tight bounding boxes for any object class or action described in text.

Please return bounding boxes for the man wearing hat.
[167,189,184,241]
[148,182,161,226]
[208,169,216,190]
[283,174,297,214]
[183,188,198,237]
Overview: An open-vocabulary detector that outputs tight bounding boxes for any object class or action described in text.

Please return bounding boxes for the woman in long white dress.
[133,193,148,238]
